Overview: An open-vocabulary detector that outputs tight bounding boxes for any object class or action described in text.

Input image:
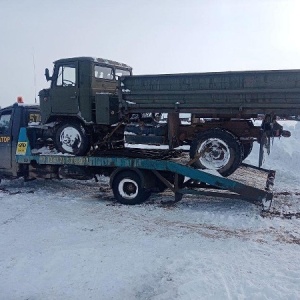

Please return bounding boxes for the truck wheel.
[242,142,253,160]
[190,129,243,177]
[112,171,151,205]
[55,122,90,155]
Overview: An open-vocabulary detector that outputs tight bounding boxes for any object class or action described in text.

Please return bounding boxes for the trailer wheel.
[112,171,151,205]
[242,142,253,160]
[190,129,243,177]
[55,122,90,155]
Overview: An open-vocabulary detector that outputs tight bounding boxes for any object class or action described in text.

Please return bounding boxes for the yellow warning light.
[17,96,24,103]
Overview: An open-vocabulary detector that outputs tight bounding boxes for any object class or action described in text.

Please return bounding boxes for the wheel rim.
[118,178,139,200]
[197,138,230,170]
[59,126,82,153]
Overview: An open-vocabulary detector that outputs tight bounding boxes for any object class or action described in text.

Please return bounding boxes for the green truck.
[38,56,299,176]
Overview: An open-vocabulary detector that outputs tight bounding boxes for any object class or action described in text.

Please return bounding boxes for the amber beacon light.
[17,96,24,103]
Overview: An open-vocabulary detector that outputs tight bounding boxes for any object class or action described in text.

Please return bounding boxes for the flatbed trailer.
[16,128,275,208]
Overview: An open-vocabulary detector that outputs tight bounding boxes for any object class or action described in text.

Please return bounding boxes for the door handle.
[70,96,77,99]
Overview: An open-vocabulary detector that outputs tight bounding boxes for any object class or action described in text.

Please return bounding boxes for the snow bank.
[246,121,300,191]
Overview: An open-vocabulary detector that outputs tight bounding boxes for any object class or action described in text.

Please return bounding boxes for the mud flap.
[258,132,270,168]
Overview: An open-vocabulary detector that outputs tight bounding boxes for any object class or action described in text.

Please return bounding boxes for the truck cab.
[39,57,132,125]
[0,103,40,179]
[37,57,132,156]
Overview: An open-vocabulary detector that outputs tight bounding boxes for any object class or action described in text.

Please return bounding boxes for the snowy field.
[0,121,300,300]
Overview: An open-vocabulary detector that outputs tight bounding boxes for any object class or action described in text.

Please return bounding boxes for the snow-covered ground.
[0,121,300,300]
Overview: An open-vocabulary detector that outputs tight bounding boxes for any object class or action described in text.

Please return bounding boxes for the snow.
[0,121,300,299]
[28,122,41,126]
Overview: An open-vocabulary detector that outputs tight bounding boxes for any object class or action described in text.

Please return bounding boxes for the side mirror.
[45,68,52,81]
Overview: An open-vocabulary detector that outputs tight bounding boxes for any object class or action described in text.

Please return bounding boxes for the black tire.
[190,129,243,177]
[55,122,90,155]
[112,171,151,205]
[242,142,253,160]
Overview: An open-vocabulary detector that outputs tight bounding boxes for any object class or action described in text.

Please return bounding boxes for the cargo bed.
[120,69,300,118]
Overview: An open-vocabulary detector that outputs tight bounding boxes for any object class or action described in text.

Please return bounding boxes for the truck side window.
[56,65,76,87]
[115,69,131,80]
[0,112,12,134]
[94,65,114,80]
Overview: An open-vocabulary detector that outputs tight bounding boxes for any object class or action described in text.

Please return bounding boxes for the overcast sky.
[1,0,300,107]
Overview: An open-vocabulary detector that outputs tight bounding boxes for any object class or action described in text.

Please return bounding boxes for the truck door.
[50,62,79,114]
[0,109,13,170]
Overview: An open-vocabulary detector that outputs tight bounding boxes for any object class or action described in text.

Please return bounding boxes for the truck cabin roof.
[0,103,39,112]
[54,57,132,72]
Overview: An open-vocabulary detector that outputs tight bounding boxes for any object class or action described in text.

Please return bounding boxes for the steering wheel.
[63,79,75,86]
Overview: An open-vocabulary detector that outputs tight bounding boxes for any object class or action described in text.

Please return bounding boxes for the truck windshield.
[115,69,131,80]
[0,112,11,134]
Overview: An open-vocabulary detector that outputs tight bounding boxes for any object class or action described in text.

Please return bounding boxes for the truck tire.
[112,171,151,205]
[190,129,243,177]
[242,142,253,160]
[55,122,90,155]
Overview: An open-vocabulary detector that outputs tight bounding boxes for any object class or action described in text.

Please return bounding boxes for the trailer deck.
[16,128,275,208]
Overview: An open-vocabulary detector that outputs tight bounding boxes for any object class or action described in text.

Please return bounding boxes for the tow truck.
[0,100,275,208]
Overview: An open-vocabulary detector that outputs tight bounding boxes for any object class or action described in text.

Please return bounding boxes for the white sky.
[1,0,300,107]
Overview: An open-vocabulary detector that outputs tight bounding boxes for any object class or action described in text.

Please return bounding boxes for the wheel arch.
[48,115,89,127]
